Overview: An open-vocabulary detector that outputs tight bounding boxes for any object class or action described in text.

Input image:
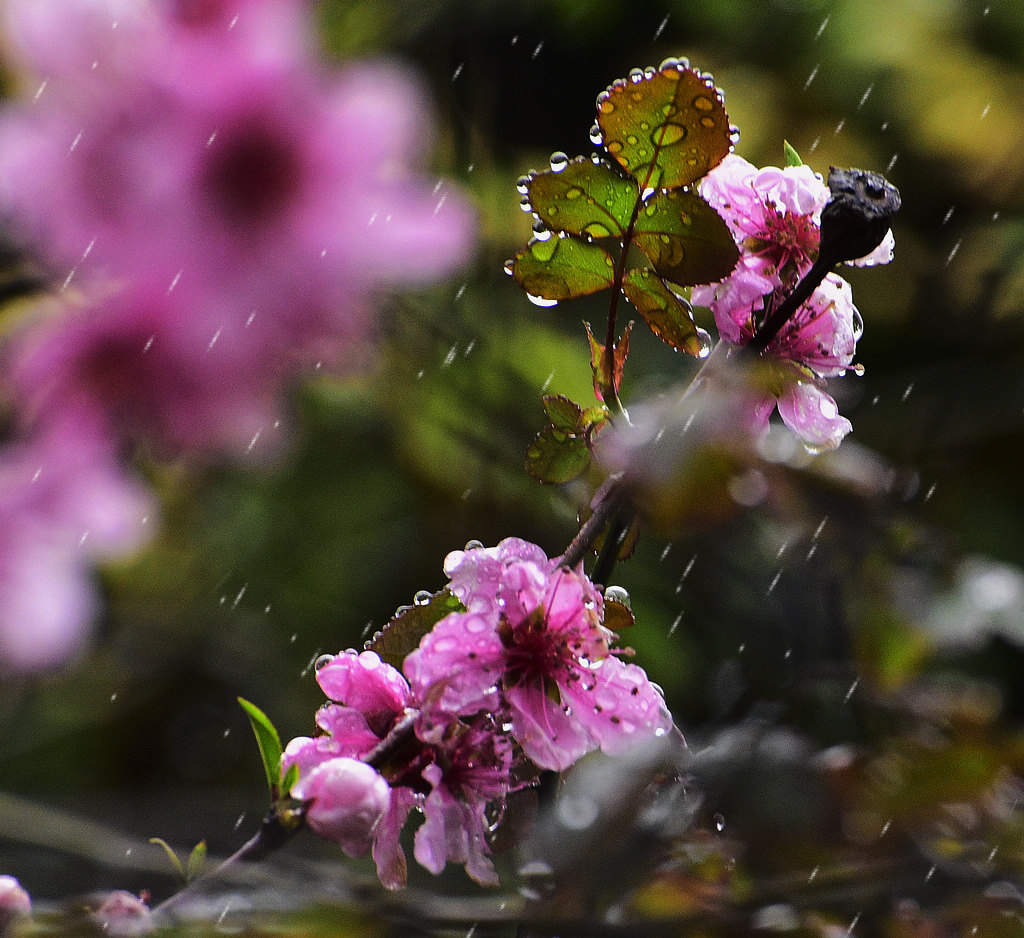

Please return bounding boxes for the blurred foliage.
[4,0,1024,934]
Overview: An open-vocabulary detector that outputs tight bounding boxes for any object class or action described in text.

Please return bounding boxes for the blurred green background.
[3,0,1024,932]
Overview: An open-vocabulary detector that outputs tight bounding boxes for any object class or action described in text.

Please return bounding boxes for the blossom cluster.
[0,0,472,671]
[282,538,671,888]
[691,154,894,451]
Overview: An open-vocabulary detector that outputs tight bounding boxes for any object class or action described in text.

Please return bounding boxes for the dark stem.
[747,253,835,354]
[556,476,627,569]
[602,191,645,415]
[589,505,633,587]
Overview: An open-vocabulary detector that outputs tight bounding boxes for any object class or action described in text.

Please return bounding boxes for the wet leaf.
[527,158,638,238]
[367,589,464,670]
[281,761,299,796]
[542,394,608,432]
[632,189,738,285]
[525,426,592,483]
[542,394,585,431]
[597,62,732,189]
[622,269,711,357]
[238,697,285,800]
[585,320,632,401]
[512,235,616,300]
[604,597,636,632]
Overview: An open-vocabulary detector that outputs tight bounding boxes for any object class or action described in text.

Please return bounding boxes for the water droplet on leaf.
[413,589,432,606]
[549,151,569,172]
[527,293,559,307]
[604,585,631,608]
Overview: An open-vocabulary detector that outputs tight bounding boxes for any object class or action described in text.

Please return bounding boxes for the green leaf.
[585,320,632,401]
[597,62,732,189]
[149,838,186,881]
[783,139,803,167]
[542,394,584,431]
[512,235,616,301]
[282,761,299,796]
[238,697,284,801]
[622,269,711,357]
[525,426,592,483]
[632,189,739,285]
[527,158,637,238]
[367,589,464,670]
[186,840,207,882]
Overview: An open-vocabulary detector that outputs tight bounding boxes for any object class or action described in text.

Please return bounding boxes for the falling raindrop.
[532,41,544,59]
[804,64,820,90]
[451,62,464,82]
[653,14,669,39]
[713,812,725,832]
[814,14,830,39]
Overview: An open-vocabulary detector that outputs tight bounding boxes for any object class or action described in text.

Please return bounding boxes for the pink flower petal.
[776,381,852,451]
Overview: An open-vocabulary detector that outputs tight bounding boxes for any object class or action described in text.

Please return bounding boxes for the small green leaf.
[622,269,711,357]
[783,139,803,167]
[542,394,584,431]
[367,589,465,670]
[525,426,592,483]
[527,158,637,238]
[597,62,732,189]
[282,761,300,796]
[149,838,186,881]
[512,235,616,301]
[585,321,632,401]
[632,189,738,285]
[186,840,207,882]
[238,697,284,801]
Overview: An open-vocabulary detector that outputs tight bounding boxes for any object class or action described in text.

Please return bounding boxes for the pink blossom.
[406,541,671,771]
[0,876,31,926]
[92,890,153,936]
[413,714,519,886]
[290,757,392,857]
[692,154,891,450]
[0,408,152,672]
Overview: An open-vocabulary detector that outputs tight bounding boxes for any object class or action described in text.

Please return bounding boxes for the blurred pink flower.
[0,408,152,672]
[92,890,153,937]
[0,875,31,927]
[692,154,890,450]
[0,3,474,456]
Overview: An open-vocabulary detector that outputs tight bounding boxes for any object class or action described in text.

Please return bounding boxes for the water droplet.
[549,151,569,172]
[564,185,584,200]
[464,539,485,550]
[818,396,839,419]
[852,362,865,377]
[413,589,432,606]
[653,123,687,146]
[584,221,611,237]
[606,140,623,155]
[527,293,559,307]
[529,237,558,262]
[519,197,532,213]
[604,585,631,608]
[851,309,864,340]
[515,174,531,195]
[692,94,714,111]
[503,259,514,276]
[532,220,553,241]
[393,604,413,618]
[314,654,335,670]
[628,67,644,83]
[713,812,726,832]
[659,56,681,71]
[589,122,603,145]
